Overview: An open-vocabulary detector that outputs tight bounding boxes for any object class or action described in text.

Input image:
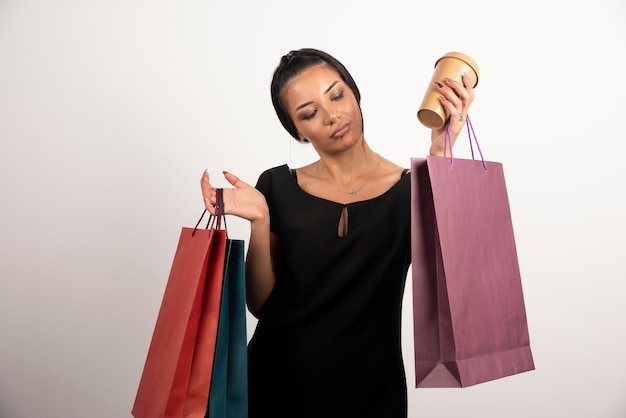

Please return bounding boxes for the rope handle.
[443,114,487,171]
[191,188,228,237]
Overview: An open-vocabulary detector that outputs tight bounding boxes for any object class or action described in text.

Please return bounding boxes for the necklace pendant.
[348,191,356,195]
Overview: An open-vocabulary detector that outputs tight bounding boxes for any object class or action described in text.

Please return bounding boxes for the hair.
[270,48,362,141]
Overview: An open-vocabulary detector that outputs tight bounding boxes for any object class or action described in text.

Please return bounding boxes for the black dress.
[248,164,411,418]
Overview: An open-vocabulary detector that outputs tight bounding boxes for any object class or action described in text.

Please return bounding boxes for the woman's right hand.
[200,170,269,223]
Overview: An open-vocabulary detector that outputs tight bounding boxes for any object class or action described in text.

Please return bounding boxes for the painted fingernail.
[444,78,453,83]
[435,81,443,88]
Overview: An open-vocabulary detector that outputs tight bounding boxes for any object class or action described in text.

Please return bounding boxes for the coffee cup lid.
[435,52,479,87]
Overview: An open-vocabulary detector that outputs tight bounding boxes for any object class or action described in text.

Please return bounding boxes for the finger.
[461,74,475,108]
[461,72,475,92]
[456,73,475,106]
[439,79,465,109]
[437,94,457,115]
[438,95,465,126]
[200,169,209,186]
[200,170,217,214]
[446,74,473,93]
[223,171,252,189]
[442,76,475,122]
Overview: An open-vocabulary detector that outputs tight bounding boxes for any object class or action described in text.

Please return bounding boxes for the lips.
[330,122,350,139]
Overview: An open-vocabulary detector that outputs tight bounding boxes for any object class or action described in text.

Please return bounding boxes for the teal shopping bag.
[206,237,248,418]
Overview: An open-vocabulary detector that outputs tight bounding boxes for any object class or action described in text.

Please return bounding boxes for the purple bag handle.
[443,114,487,171]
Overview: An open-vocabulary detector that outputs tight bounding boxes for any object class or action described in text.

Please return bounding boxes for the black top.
[248,164,411,418]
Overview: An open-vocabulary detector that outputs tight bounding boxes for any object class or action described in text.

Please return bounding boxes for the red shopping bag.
[132,192,228,417]
[410,119,534,387]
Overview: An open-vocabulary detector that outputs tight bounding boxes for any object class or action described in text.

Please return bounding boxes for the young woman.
[200,48,474,418]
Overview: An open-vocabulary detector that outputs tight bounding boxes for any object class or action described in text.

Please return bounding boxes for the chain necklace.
[316,153,381,195]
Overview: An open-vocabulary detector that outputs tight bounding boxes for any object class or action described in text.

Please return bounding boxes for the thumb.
[223,171,250,188]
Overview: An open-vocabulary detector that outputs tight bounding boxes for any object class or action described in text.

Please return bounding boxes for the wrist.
[249,208,270,227]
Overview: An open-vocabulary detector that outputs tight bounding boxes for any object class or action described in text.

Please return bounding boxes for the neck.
[317,142,380,188]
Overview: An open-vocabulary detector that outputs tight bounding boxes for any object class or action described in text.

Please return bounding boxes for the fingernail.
[444,77,453,84]
[438,96,446,102]
[435,81,443,88]
[223,171,229,175]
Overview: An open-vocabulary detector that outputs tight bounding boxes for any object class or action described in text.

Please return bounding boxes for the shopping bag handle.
[191,188,228,237]
[443,114,488,171]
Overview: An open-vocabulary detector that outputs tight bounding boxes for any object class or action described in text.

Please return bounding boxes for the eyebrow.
[294,80,341,111]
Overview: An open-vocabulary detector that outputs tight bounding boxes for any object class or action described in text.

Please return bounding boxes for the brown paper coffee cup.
[417,52,479,129]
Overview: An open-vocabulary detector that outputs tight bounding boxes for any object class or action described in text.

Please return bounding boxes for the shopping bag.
[410,118,534,387]
[206,237,248,418]
[132,192,228,418]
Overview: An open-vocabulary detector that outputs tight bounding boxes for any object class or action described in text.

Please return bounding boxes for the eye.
[301,109,317,121]
[331,90,344,101]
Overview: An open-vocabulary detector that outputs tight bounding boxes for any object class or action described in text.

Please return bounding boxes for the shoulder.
[255,164,293,197]
[257,164,290,183]
[376,157,410,188]
[258,164,290,177]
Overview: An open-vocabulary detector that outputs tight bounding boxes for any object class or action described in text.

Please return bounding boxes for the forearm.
[245,216,276,317]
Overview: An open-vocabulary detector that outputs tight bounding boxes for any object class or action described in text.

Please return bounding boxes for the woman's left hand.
[429,73,475,156]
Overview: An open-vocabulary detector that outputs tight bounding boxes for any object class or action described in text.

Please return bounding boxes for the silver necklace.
[316,154,381,195]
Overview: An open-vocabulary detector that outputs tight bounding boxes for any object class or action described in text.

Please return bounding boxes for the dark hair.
[270,48,362,141]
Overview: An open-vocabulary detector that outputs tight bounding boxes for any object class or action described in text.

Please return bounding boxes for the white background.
[1,0,625,417]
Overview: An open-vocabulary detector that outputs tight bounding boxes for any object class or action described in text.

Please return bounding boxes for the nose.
[324,109,341,125]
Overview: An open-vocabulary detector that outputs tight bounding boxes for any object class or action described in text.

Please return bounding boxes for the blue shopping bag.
[206,237,248,418]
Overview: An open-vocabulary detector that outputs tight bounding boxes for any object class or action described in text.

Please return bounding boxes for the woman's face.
[283,64,363,153]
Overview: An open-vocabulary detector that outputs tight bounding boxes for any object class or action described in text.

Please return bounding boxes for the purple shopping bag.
[410,145,534,387]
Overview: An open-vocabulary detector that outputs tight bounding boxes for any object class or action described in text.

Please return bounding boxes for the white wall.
[1,0,624,416]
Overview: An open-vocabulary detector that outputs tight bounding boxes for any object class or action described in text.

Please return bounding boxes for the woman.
[201,48,474,417]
